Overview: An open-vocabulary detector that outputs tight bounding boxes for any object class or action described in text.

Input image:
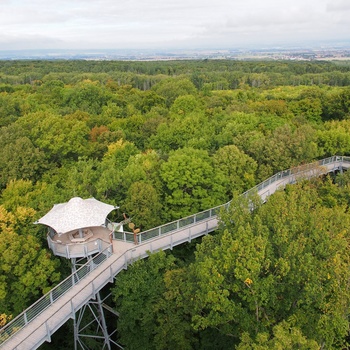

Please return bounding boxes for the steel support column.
[73,290,123,349]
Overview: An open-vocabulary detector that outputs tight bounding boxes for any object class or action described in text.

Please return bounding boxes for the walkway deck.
[1,156,349,349]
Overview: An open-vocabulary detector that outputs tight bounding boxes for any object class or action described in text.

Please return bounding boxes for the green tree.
[123,181,162,230]
[0,179,67,220]
[63,80,112,115]
[0,205,60,315]
[238,321,319,350]
[112,251,177,350]
[120,150,162,194]
[289,98,322,123]
[96,139,139,201]
[59,157,99,198]
[322,87,350,120]
[0,135,47,188]
[152,268,196,350]
[0,94,22,127]
[245,124,318,180]
[185,181,350,348]
[170,95,201,116]
[159,147,226,221]
[213,145,257,196]
[136,90,165,114]
[148,113,215,153]
[16,111,91,163]
[152,77,197,107]
[317,119,350,156]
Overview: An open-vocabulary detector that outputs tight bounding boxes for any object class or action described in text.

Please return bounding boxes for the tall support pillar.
[72,291,111,350]
[71,256,111,349]
[72,290,123,349]
[70,255,122,349]
[97,292,111,350]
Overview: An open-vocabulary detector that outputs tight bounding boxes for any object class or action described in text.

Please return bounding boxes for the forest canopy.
[1,59,350,349]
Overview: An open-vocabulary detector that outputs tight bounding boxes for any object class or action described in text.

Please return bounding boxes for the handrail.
[113,155,350,244]
[241,155,350,198]
[47,234,107,259]
[0,241,113,345]
[1,155,349,346]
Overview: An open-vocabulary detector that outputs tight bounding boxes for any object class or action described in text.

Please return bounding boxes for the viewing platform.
[47,225,113,259]
[35,197,120,259]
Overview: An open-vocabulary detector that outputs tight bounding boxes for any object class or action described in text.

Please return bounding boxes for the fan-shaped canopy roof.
[35,197,118,235]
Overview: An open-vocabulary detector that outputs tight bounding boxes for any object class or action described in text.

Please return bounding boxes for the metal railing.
[47,235,105,259]
[241,155,350,198]
[0,241,112,346]
[113,155,350,244]
[1,155,350,347]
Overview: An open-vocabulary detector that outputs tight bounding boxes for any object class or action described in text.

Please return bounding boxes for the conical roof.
[35,197,118,235]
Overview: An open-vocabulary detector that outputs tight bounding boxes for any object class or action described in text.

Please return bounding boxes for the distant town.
[0,46,350,61]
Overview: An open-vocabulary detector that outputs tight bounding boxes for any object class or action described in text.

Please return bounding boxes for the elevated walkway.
[1,156,349,349]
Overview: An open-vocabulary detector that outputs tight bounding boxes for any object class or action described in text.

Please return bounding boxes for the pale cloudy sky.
[0,0,349,50]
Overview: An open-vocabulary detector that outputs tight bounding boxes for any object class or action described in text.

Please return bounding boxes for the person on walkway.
[129,222,140,245]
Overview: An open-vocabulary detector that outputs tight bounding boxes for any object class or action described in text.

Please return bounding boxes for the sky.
[0,0,349,51]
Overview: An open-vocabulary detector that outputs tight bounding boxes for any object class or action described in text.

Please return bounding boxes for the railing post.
[92,281,96,299]
[71,300,75,319]
[110,265,113,282]
[90,258,94,272]
[45,321,51,342]
[24,312,28,325]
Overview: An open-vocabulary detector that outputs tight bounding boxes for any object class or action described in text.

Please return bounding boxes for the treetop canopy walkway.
[1,156,349,350]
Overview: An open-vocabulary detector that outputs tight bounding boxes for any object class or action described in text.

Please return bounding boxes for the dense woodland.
[1,59,350,349]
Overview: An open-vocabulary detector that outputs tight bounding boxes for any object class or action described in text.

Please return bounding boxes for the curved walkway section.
[1,156,349,349]
[114,156,350,244]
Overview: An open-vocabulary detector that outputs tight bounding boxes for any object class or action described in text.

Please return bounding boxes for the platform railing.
[47,235,106,259]
[0,242,113,345]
